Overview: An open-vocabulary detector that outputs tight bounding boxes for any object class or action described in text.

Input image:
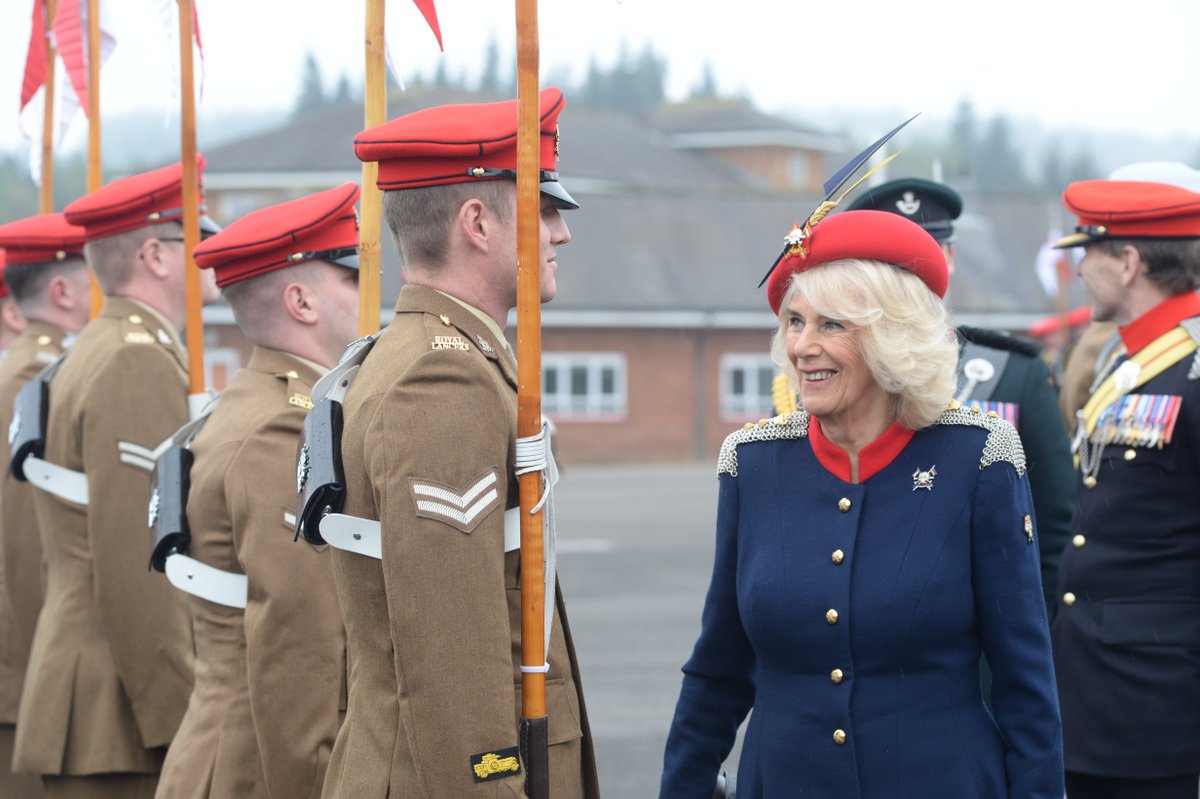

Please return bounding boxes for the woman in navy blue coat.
[660,210,1063,798]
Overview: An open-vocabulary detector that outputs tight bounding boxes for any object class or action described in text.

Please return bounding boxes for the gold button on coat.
[838,498,851,512]
[833,729,847,745]
[1072,534,1086,548]
[37,335,52,345]
[830,669,844,684]
[128,314,143,325]
[825,609,839,624]
[831,549,844,565]
[1063,592,1077,606]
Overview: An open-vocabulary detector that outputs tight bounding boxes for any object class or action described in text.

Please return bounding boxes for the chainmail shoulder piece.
[717,411,810,477]
[932,403,1026,476]
[1180,317,1200,380]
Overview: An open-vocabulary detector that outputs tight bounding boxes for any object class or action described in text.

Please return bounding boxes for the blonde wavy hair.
[769,258,958,430]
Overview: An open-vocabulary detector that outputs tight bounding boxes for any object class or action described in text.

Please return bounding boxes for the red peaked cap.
[767,210,949,315]
[63,155,219,241]
[193,183,360,288]
[1054,179,1200,248]
[0,212,87,265]
[353,87,577,209]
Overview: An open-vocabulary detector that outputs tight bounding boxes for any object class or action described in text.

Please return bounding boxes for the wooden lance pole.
[178,0,206,418]
[86,0,103,317]
[39,0,58,214]
[358,0,385,337]
[514,0,549,796]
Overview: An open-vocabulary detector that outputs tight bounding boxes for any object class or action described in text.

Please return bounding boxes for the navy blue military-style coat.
[1053,297,1200,779]
[660,407,1064,799]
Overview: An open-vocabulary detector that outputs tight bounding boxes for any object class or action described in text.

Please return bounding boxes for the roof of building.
[201,90,1081,328]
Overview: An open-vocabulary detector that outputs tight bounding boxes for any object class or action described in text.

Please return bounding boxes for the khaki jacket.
[14,297,193,776]
[322,286,599,799]
[156,347,344,799]
[0,321,68,724]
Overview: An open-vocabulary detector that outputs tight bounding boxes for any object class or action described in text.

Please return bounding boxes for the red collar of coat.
[1119,291,1200,355]
[809,415,915,483]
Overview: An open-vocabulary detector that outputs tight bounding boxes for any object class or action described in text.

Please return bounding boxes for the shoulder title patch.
[432,335,470,351]
[288,393,314,410]
[470,747,521,783]
[933,404,1026,476]
[718,410,810,477]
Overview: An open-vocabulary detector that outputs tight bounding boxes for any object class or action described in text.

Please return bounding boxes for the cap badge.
[470,166,487,178]
[895,191,921,216]
[55,250,67,261]
[783,223,809,258]
[912,465,937,491]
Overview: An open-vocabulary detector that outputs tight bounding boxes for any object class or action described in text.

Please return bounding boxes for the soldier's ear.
[281,281,319,326]
[138,238,172,279]
[1118,244,1144,286]
[457,198,491,255]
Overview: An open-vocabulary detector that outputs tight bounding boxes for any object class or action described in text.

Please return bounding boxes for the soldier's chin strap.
[514,420,558,666]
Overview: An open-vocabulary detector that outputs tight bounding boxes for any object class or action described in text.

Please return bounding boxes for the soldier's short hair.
[83,222,182,293]
[381,181,513,271]
[222,259,323,342]
[1095,238,1200,295]
[2,257,87,312]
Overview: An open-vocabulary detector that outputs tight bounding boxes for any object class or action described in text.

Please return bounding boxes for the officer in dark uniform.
[844,178,1074,607]
[1052,178,1200,799]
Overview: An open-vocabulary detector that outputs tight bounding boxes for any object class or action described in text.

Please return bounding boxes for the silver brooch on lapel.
[912,465,937,491]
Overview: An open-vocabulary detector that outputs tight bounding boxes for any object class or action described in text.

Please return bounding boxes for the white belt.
[164,554,248,608]
[321,506,521,560]
[22,456,89,505]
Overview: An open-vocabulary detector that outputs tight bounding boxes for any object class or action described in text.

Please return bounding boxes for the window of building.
[542,353,626,420]
[787,153,811,190]
[720,353,778,419]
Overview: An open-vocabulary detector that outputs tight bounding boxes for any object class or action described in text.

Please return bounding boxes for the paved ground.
[554,460,743,796]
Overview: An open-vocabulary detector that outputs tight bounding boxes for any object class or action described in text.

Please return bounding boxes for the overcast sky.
[1,0,1197,155]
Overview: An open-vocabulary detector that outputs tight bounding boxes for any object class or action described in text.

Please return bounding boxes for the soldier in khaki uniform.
[320,88,599,798]
[0,213,90,799]
[154,184,360,799]
[13,160,220,799]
